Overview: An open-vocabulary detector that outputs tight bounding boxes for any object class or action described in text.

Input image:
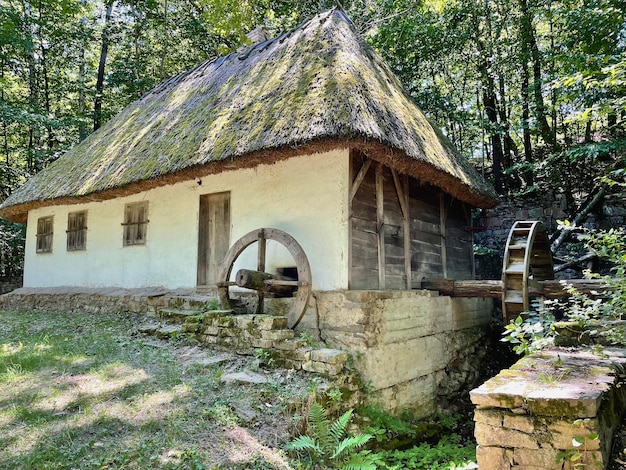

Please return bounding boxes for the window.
[36,216,53,253]
[67,211,87,251]
[122,201,148,246]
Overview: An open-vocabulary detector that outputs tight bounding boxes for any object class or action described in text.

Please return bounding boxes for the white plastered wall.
[23,149,350,291]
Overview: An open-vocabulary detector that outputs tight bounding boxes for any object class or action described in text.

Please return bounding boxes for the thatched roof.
[0,9,497,223]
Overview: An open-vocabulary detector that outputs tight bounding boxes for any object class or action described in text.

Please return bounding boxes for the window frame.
[66,211,87,251]
[122,201,149,246]
[36,216,54,254]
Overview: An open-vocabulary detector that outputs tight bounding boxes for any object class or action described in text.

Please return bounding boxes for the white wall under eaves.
[23,149,350,291]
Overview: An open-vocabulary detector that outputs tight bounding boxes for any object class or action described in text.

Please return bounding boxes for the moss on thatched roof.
[0,9,497,223]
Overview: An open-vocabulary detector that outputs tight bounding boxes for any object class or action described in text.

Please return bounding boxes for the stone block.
[310,348,348,365]
[218,327,238,337]
[470,380,529,411]
[291,347,312,362]
[475,422,539,449]
[511,446,560,468]
[200,335,219,345]
[476,445,511,470]
[503,414,536,434]
[216,336,239,347]
[322,330,369,351]
[202,325,219,336]
[302,361,343,376]
[260,330,294,341]
[234,314,256,329]
[547,419,600,451]
[220,371,269,384]
[182,321,201,333]
[254,315,288,330]
[250,339,273,348]
[273,339,306,351]
[526,391,602,419]
[474,409,504,427]
[361,337,448,390]
[216,316,235,327]
[319,306,368,330]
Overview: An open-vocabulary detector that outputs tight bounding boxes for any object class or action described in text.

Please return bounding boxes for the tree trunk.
[159,0,168,80]
[482,78,505,194]
[518,0,555,148]
[521,59,534,186]
[94,0,114,131]
[551,185,607,252]
[37,0,54,151]
[0,61,8,165]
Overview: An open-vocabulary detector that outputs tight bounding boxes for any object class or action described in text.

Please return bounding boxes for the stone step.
[158,308,204,323]
[167,295,219,311]
[137,323,161,335]
[154,324,184,339]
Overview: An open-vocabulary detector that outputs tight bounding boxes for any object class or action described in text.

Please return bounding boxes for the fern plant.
[286,402,376,469]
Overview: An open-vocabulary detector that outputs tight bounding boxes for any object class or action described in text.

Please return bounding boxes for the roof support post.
[391,169,411,290]
[376,162,385,289]
[440,193,448,279]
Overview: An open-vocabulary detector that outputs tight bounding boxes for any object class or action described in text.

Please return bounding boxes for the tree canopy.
[0,0,624,274]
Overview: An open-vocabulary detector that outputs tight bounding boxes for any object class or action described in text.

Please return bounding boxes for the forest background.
[0,0,624,276]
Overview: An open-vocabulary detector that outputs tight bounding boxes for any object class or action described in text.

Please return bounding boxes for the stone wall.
[0,276,22,295]
[308,290,493,416]
[1,287,493,417]
[474,192,626,252]
[471,347,626,469]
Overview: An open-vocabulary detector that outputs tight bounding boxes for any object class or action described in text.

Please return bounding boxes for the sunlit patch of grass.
[1,342,24,355]
[2,362,29,381]
[0,308,307,469]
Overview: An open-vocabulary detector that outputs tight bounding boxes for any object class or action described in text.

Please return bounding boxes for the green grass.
[0,309,311,469]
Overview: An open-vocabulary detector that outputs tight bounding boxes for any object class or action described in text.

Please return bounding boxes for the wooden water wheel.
[217,228,312,329]
[501,221,554,323]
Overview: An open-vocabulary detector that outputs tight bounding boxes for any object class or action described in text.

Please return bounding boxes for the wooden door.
[197,192,230,286]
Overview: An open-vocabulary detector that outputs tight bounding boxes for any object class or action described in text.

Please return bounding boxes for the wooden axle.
[235,269,297,296]
[421,278,609,299]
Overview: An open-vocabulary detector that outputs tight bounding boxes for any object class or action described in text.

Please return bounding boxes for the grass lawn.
[0,309,320,469]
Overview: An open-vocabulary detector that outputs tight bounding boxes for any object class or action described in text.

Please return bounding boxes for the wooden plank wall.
[445,199,474,280]
[350,152,473,290]
[351,159,379,289]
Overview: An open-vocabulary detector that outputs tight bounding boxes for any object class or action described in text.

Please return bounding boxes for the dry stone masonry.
[471,347,626,469]
[0,286,493,415]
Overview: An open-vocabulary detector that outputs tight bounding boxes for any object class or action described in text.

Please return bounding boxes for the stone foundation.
[218,290,493,415]
[0,276,22,295]
[471,348,626,469]
[1,287,493,416]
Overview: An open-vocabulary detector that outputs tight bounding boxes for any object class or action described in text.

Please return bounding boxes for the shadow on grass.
[0,309,293,469]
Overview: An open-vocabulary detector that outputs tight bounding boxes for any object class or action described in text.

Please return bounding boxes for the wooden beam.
[391,169,411,289]
[421,278,610,299]
[391,169,408,218]
[350,158,372,202]
[235,268,296,296]
[376,163,385,289]
[401,174,411,289]
[439,193,448,278]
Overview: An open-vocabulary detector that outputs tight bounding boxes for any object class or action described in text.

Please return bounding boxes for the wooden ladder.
[501,221,554,324]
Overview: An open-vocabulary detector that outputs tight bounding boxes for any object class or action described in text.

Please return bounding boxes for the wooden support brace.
[350,158,372,202]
